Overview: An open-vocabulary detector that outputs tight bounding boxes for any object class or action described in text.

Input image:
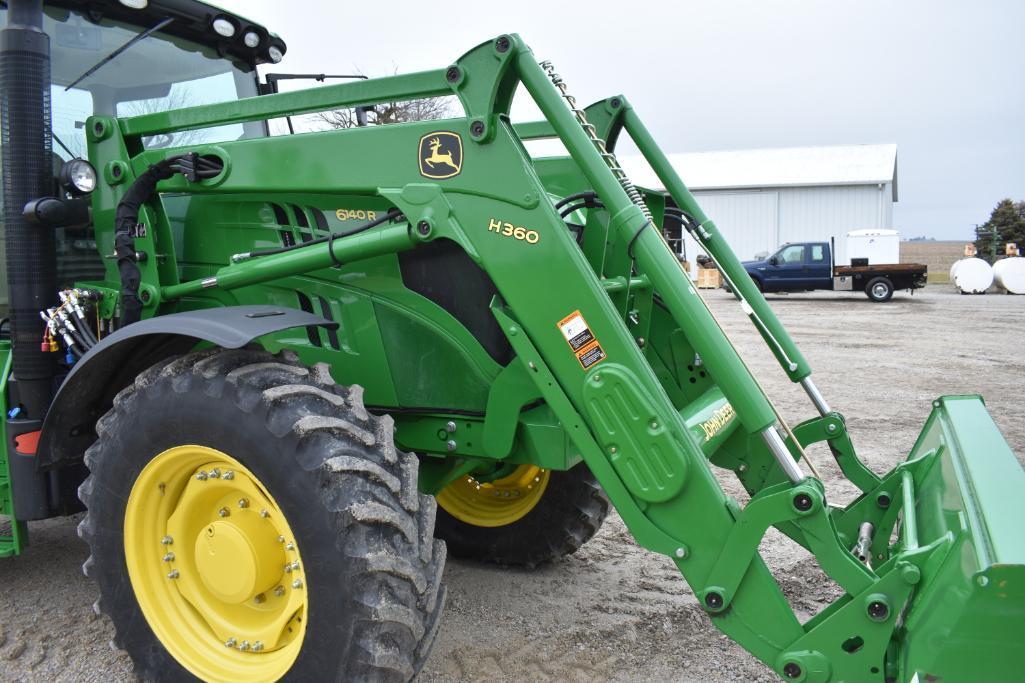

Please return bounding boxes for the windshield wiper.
[65,16,175,91]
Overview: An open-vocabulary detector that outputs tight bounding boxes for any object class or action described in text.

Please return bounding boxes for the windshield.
[35,6,264,157]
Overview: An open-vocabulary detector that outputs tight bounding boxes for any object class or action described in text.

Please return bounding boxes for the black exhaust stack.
[1,0,57,418]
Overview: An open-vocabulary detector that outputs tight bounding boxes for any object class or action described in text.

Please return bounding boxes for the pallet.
[696,268,722,289]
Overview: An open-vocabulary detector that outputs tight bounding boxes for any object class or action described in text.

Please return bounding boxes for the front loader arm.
[82,33,1022,683]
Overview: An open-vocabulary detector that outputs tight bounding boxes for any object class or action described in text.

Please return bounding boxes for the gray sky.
[221,0,1024,240]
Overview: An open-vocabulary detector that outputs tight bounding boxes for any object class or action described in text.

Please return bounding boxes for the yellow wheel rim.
[124,445,307,683]
[436,465,550,527]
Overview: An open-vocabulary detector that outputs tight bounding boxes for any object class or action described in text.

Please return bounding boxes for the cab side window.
[810,245,826,262]
[778,244,805,264]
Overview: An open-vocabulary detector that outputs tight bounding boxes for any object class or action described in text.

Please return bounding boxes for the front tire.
[78,348,445,682]
[434,462,608,567]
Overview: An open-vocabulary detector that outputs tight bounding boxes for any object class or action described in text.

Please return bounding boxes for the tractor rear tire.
[78,348,445,682]
[434,462,608,568]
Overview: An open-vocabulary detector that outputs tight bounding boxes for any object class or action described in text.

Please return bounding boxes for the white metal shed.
[621,144,898,263]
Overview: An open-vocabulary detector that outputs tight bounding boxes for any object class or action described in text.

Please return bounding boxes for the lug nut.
[292,579,303,589]
[277,535,285,543]
[167,570,179,579]
[260,509,270,518]
[291,561,300,572]
[238,498,249,509]
[274,585,285,597]
[161,535,173,545]
[209,468,221,478]
[254,593,266,604]
[225,638,237,648]
[286,542,295,551]
[162,552,175,562]
[239,640,250,651]
[218,507,230,517]
[223,471,235,480]
[195,471,208,481]
[252,641,264,652]
[284,563,293,573]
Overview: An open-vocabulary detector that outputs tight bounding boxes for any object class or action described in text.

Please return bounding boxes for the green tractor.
[1,1,1023,681]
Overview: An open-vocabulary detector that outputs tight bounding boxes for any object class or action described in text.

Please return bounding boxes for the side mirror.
[768,256,779,266]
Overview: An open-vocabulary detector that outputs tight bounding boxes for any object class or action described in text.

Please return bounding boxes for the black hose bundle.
[113,157,178,326]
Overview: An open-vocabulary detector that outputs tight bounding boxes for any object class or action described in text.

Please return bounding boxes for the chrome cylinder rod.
[800,377,832,416]
[760,426,805,483]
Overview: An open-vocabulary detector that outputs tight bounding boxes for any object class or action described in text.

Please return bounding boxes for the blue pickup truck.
[741,241,927,302]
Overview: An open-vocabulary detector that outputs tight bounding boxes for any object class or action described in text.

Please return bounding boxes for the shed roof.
[620,143,898,200]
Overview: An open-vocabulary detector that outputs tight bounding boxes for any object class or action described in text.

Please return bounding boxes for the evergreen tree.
[974,199,1025,260]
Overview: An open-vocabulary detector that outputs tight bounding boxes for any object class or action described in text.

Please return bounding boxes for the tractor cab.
[0,0,281,312]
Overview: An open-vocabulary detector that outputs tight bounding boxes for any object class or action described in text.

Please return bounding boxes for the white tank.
[993,257,1025,294]
[949,258,994,294]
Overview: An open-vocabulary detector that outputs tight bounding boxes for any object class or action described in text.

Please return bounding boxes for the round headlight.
[212,18,236,38]
[60,159,97,195]
[243,31,260,48]
[267,45,283,64]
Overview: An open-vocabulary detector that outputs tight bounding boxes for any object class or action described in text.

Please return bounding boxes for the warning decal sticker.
[557,310,607,370]
[576,342,606,369]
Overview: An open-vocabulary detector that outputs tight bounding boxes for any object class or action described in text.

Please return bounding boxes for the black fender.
[37,305,337,469]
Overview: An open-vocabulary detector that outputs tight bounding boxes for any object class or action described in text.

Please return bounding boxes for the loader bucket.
[895,395,1025,682]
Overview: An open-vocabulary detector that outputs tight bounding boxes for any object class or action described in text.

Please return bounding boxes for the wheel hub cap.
[124,445,307,682]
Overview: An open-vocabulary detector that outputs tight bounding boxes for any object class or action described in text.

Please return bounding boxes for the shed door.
[691,191,779,261]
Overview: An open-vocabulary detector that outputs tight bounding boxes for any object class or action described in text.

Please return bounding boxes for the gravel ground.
[1,287,1022,682]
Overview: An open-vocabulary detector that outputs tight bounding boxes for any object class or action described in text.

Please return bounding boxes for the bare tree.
[118,87,207,149]
[317,95,456,129]
[314,69,456,129]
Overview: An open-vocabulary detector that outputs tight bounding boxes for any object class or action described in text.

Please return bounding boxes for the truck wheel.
[78,348,445,682]
[434,461,608,567]
[865,276,894,302]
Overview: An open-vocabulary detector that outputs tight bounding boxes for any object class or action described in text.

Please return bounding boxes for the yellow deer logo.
[424,138,457,170]
[418,131,463,179]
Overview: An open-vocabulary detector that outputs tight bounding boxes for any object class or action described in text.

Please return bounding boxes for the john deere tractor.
[1,1,1022,681]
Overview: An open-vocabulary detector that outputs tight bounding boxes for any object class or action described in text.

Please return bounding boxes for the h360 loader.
[0,1,1023,681]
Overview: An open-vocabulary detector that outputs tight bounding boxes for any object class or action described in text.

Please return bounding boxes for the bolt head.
[446,439,457,452]
[867,600,889,621]
[254,593,266,604]
[704,591,724,610]
[252,641,264,652]
[277,535,285,543]
[445,66,461,83]
[274,585,285,597]
[223,471,235,480]
[470,120,485,137]
[167,569,179,579]
[783,662,802,679]
[239,641,250,651]
[495,35,511,52]
[827,423,838,433]
[162,552,175,562]
[674,547,687,559]
[292,579,303,589]
[286,542,295,551]
[416,220,431,236]
[876,493,891,508]
[650,421,659,429]
[793,493,814,512]
[161,535,173,545]
[260,509,270,518]
[225,638,237,648]
[291,561,300,571]
[445,421,457,433]
[195,471,208,481]
[238,498,249,509]
[218,507,230,517]
[209,468,221,479]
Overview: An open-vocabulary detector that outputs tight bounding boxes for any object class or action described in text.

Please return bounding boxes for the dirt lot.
[1,287,1022,682]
